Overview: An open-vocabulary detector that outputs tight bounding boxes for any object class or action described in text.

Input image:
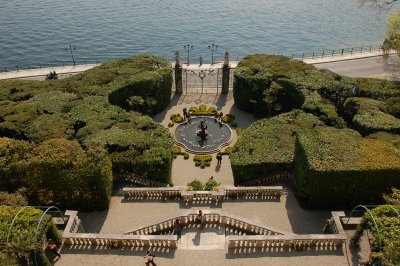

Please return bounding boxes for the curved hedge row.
[343,97,400,135]
[106,55,173,115]
[231,110,324,184]
[0,55,174,210]
[233,54,400,129]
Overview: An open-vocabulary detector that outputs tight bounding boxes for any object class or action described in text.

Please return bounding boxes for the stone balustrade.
[64,233,178,248]
[124,210,290,236]
[227,211,347,252]
[62,210,178,249]
[227,234,346,250]
[123,186,284,202]
[61,210,346,253]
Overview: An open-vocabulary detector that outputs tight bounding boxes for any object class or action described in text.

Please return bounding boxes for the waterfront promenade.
[1,51,399,81]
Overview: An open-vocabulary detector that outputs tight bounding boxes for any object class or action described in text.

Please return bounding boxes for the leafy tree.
[383,10,400,59]
[4,231,35,266]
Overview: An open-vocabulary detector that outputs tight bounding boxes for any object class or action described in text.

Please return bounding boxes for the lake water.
[0,0,396,70]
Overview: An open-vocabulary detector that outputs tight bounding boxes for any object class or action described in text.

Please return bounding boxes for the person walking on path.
[216,153,222,165]
[174,218,183,239]
[195,210,204,228]
[144,250,157,266]
[47,239,61,258]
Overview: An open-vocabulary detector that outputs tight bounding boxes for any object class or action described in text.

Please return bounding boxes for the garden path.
[153,92,257,186]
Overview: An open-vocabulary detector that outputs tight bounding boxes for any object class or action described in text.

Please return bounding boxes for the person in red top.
[47,239,61,258]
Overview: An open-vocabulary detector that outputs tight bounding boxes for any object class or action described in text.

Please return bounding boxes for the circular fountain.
[174,117,232,154]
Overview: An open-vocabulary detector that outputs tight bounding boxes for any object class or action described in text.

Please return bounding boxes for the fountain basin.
[174,117,232,154]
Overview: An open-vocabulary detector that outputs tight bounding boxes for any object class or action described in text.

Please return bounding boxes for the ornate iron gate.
[173,67,234,94]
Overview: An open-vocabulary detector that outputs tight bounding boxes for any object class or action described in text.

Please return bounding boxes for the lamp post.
[208,44,218,65]
[183,44,194,65]
[65,43,77,67]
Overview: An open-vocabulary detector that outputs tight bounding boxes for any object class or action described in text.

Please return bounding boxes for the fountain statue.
[197,119,208,139]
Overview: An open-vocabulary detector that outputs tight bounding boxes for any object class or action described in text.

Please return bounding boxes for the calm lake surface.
[0,0,396,69]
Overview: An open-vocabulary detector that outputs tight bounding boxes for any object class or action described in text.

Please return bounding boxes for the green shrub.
[204,180,221,191]
[231,110,324,184]
[170,113,184,123]
[193,155,212,168]
[343,97,400,135]
[186,179,220,191]
[221,146,233,155]
[0,137,113,210]
[236,128,244,137]
[351,189,400,265]
[294,127,400,207]
[222,114,235,123]
[187,179,204,191]
[189,104,217,116]
[173,146,189,160]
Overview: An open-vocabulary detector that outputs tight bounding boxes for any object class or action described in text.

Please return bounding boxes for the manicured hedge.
[0,137,113,210]
[0,55,175,210]
[343,97,400,135]
[233,54,400,130]
[0,206,61,266]
[231,110,324,184]
[106,55,173,115]
[85,127,173,183]
[233,54,314,115]
[294,127,400,207]
[301,90,346,128]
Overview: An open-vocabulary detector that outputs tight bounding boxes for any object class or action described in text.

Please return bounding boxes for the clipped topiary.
[189,104,217,116]
[193,155,212,168]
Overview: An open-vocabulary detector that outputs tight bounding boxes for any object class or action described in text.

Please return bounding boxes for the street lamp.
[183,44,194,65]
[65,43,77,67]
[208,44,218,65]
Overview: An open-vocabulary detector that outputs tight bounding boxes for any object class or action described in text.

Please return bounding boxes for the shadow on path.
[60,245,176,259]
[285,188,330,234]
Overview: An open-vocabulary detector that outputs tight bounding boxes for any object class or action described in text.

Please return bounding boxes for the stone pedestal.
[175,66,183,94]
[221,64,230,94]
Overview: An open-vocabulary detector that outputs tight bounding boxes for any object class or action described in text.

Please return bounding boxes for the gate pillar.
[221,64,230,94]
[175,65,183,94]
[174,51,183,94]
[221,51,230,94]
